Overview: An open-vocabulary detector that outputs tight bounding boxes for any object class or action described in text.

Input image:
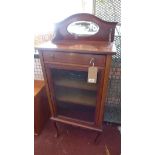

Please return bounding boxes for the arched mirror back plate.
[52,13,117,42]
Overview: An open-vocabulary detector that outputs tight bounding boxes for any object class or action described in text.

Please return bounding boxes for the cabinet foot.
[53,122,59,138]
[94,132,102,144]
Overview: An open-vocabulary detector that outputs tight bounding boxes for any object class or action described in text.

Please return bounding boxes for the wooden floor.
[34,120,121,155]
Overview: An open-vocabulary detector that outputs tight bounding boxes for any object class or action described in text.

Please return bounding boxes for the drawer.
[42,51,105,67]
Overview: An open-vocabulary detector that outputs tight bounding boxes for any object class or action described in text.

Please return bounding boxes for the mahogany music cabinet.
[35,13,117,139]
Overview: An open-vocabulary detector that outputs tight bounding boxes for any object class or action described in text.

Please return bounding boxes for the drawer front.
[43,51,105,67]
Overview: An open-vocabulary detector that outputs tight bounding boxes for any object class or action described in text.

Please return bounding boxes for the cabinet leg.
[53,122,59,138]
[94,132,101,144]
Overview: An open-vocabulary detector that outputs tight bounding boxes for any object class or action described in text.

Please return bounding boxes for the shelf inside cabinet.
[55,87,96,107]
[57,101,95,122]
[54,76,97,91]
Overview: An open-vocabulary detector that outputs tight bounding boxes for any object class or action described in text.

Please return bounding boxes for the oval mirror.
[67,21,99,37]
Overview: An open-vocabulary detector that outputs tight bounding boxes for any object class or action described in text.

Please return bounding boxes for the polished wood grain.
[94,67,105,126]
[35,40,116,55]
[97,56,112,126]
[45,61,104,71]
[42,50,106,67]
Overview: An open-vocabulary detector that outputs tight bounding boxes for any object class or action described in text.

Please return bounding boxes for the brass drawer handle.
[89,58,95,66]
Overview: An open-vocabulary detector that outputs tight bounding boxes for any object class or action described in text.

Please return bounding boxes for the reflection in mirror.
[67,21,99,37]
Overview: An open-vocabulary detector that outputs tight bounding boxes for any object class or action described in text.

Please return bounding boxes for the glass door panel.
[50,68,99,122]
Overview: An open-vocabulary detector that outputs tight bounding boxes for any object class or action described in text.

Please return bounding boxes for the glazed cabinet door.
[44,63,104,126]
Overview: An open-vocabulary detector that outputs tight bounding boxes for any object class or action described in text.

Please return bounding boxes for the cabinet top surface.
[35,40,116,55]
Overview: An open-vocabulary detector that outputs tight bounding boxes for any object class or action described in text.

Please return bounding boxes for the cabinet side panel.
[39,51,56,116]
[96,55,112,126]
[45,65,58,114]
[95,68,104,126]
